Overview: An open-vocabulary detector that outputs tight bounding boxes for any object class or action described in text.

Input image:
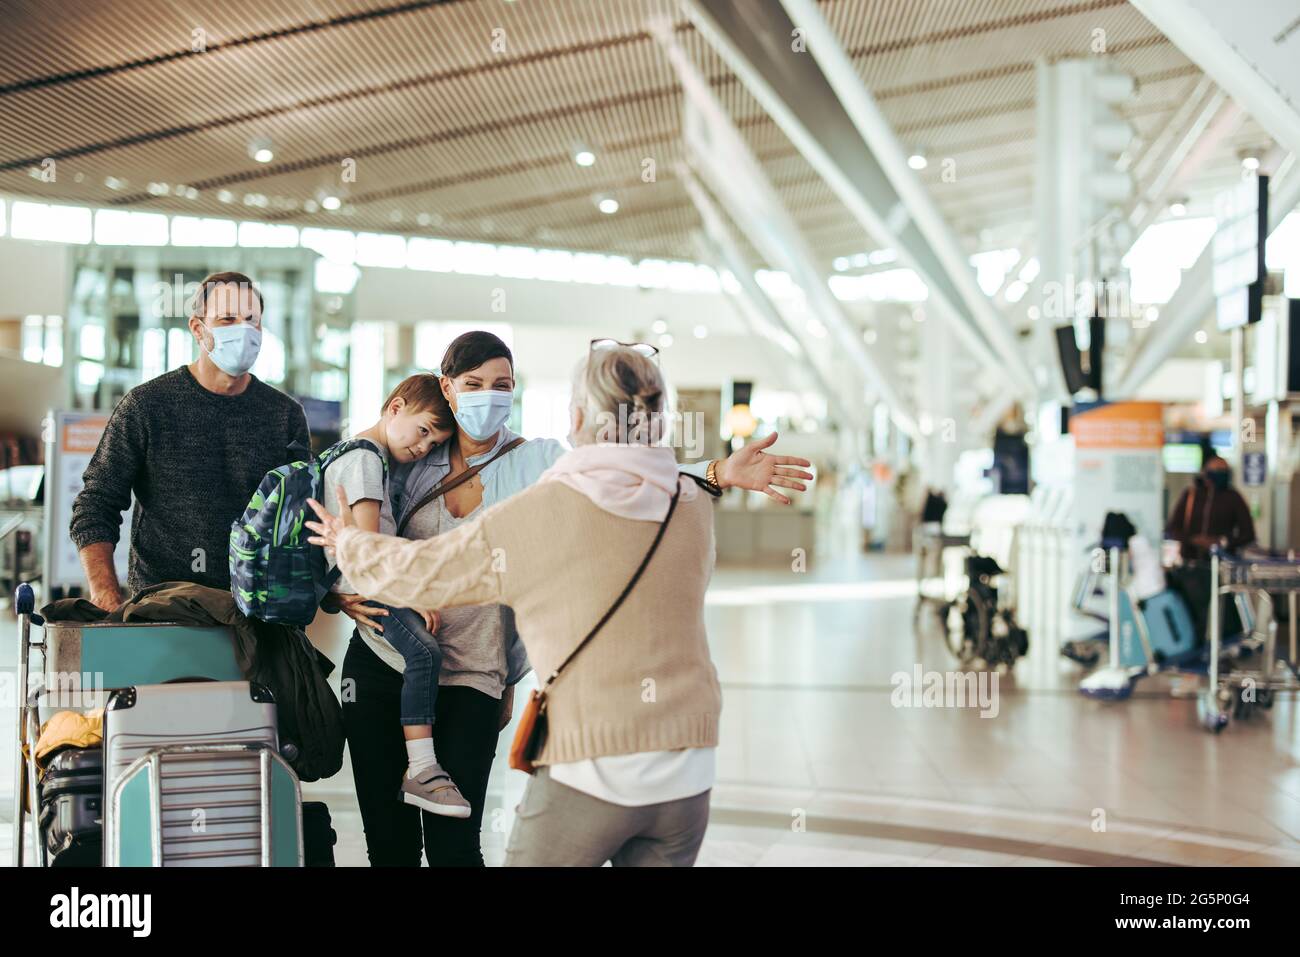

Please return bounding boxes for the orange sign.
[62,416,109,454]
[1070,402,1163,450]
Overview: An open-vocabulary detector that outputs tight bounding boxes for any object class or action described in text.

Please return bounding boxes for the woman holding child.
[324,331,812,867]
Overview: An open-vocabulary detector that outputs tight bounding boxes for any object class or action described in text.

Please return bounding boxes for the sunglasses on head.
[589,338,660,362]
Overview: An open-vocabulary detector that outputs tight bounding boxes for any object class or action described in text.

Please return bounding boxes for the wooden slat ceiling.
[0,0,1275,267]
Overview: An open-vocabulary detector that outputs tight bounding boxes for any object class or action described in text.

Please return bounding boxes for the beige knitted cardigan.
[335,479,721,765]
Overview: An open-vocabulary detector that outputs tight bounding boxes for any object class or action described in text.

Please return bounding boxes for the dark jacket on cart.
[42,582,344,782]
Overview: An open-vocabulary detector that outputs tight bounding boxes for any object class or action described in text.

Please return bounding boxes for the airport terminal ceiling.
[0,0,1272,271]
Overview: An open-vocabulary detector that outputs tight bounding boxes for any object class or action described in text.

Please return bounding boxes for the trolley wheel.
[1197,690,1230,733]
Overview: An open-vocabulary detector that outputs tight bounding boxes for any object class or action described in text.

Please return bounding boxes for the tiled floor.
[4,551,1300,866]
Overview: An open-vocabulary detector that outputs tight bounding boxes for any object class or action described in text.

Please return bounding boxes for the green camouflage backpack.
[229,438,386,625]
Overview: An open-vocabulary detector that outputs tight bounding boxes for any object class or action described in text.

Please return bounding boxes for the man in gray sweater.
[70,271,310,611]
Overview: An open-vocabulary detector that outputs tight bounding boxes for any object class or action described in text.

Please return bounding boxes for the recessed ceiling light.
[249,137,274,164]
[574,149,596,167]
[658,333,674,348]
[1241,153,1261,171]
[652,319,668,334]
[1169,200,1187,217]
[322,196,342,211]
[907,153,928,170]
[693,325,708,339]
[597,197,619,214]
[1195,330,1208,344]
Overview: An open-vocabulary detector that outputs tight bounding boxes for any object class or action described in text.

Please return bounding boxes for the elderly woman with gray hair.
[307,339,810,866]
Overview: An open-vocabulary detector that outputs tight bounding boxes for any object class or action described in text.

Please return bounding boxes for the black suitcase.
[38,746,103,867]
[302,801,337,867]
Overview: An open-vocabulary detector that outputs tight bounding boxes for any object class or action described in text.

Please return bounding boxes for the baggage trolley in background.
[1073,547,1253,701]
[1200,551,1300,733]
[12,582,303,866]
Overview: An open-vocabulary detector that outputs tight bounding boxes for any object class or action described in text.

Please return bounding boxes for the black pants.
[341,632,502,867]
[1166,564,1243,644]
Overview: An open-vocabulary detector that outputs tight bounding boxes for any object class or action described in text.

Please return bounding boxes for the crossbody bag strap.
[396,437,526,537]
[539,481,684,695]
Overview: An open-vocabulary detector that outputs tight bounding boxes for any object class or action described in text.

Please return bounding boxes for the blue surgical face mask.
[452,386,512,441]
[202,323,261,377]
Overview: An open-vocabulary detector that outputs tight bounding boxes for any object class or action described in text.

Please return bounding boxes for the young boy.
[321,373,472,818]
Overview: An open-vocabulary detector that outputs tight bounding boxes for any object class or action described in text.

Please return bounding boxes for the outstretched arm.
[306,489,503,612]
[708,432,814,505]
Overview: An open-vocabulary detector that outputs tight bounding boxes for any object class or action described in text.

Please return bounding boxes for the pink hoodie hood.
[538,444,696,520]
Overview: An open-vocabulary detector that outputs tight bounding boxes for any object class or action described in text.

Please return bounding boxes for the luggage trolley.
[1199,551,1300,732]
[12,582,303,866]
[1071,546,1254,701]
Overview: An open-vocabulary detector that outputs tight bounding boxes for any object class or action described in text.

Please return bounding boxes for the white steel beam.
[774,0,1037,398]
[653,20,920,439]
[674,0,1035,401]
[1130,0,1300,158]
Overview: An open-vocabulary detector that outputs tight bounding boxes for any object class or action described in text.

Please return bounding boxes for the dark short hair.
[192,271,264,316]
[440,331,513,379]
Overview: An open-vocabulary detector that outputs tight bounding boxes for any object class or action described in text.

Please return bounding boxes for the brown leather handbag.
[509,482,683,773]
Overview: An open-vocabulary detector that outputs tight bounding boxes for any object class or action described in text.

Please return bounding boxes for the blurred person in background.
[1164,452,1256,561]
[1164,451,1256,642]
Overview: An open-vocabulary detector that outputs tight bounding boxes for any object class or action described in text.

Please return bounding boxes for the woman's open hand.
[717,432,814,505]
[305,487,356,551]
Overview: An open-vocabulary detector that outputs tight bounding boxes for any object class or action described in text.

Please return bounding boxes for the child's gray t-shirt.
[322,445,394,595]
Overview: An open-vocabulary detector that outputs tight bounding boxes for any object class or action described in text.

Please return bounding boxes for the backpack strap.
[396,437,526,537]
[319,438,389,592]
[320,438,388,482]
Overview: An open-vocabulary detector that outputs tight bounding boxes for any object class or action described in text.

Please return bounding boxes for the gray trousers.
[505,767,711,867]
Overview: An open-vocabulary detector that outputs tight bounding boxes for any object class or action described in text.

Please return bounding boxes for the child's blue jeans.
[377,604,443,726]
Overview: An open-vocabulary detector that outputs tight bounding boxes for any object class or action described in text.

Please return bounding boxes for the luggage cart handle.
[14,582,42,625]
